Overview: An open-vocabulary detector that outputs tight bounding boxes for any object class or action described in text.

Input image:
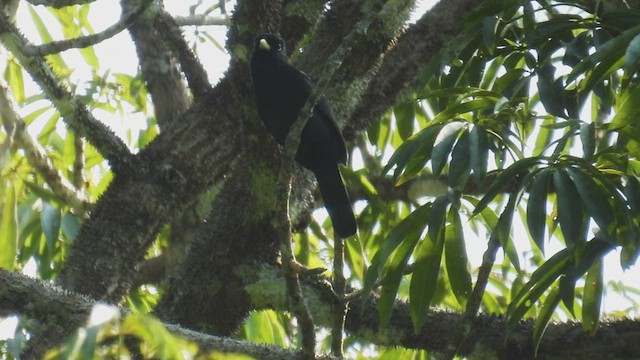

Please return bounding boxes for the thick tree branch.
[154,10,211,99]
[0,269,95,358]
[57,74,242,301]
[21,0,153,56]
[346,0,485,137]
[5,259,640,360]
[0,16,135,173]
[126,2,190,128]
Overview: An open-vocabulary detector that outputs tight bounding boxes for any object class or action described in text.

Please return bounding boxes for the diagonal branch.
[153,10,211,99]
[21,0,154,56]
[0,16,135,172]
[173,14,231,27]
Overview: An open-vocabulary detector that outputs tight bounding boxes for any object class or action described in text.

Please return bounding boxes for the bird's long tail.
[314,166,357,238]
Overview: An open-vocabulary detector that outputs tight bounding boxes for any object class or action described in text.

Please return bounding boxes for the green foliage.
[3,1,640,359]
[44,312,200,360]
[359,0,640,352]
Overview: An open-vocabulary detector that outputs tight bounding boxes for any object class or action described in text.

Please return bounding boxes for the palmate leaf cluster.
[357,0,640,350]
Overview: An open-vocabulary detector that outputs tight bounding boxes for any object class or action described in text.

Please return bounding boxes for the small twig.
[173,14,230,27]
[331,236,347,357]
[22,0,154,56]
[275,160,316,359]
[73,133,84,189]
[0,80,92,218]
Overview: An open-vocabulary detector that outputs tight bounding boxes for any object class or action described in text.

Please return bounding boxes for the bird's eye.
[276,43,283,51]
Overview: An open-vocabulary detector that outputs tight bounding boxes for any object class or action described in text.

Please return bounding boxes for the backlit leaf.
[444,208,472,307]
[0,182,18,269]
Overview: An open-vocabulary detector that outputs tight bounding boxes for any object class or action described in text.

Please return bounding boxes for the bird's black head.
[253,33,286,58]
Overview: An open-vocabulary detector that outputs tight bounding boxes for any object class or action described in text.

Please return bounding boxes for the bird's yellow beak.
[259,38,270,50]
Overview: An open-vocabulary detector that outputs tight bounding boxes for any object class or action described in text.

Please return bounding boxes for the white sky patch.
[88,303,119,327]
[0,316,18,341]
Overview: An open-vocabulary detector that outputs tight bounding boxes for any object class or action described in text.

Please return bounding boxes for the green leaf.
[0,182,18,269]
[482,16,499,55]
[28,7,67,71]
[449,130,471,187]
[379,226,422,329]
[610,86,640,129]
[4,59,24,104]
[427,99,497,126]
[580,122,596,160]
[409,221,445,332]
[568,24,640,84]
[472,157,543,217]
[626,33,640,72]
[565,167,614,237]
[497,190,521,271]
[395,101,415,140]
[469,125,488,182]
[61,213,81,242]
[362,203,431,307]
[533,286,561,356]
[428,195,449,243]
[384,124,442,181]
[527,170,550,252]
[41,202,61,251]
[507,249,572,332]
[582,259,603,335]
[444,208,472,307]
[537,64,566,118]
[431,125,462,178]
[552,169,585,247]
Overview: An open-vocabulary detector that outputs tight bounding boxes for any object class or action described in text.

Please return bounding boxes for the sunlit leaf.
[0,182,18,269]
[28,7,68,71]
[431,124,462,178]
[4,59,24,105]
[610,86,640,130]
[582,259,603,335]
[362,204,431,308]
[444,208,471,307]
[409,221,444,332]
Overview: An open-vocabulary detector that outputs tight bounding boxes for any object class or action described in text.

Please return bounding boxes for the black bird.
[250,33,357,238]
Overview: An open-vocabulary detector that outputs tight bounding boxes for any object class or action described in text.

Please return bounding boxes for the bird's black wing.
[297,71,349,165]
